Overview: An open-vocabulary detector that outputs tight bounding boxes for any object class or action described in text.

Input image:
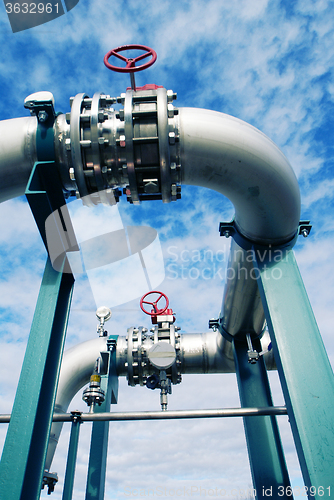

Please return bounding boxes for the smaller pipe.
[0,407,287,424]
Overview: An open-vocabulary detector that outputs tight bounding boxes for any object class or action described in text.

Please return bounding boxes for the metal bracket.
[208,318,220,332]
[24,92,57,162]
[219,220,236,239]
[24,91,56,124]
[298,220,312,237]
[42,471,58,495]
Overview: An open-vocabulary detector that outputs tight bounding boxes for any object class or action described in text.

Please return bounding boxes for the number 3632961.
[5,3,59,14]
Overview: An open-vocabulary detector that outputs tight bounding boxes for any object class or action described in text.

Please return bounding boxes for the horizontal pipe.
[45,332,275,470]
[0,406,288,423]
[0,117,38,202]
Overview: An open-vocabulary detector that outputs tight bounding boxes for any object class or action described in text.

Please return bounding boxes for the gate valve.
[104,44,157,91]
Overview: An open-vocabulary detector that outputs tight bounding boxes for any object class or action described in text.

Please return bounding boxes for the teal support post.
[233,338,291,498]
[0,258,74,500]
[85,337,119,500]
[0,160,76,499]
[62,413,82,500]
[254,248,334,497]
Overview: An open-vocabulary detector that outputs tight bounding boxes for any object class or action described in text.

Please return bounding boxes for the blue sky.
[0,0,333,498]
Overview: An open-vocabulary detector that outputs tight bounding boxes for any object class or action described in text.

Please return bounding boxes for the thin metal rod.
[0,407,287,424]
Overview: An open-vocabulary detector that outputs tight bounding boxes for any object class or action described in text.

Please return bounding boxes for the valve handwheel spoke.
[140,291,169,316]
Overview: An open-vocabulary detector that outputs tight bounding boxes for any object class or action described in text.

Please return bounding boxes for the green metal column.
[254,248,334,496]
[62,413,82,500]
[233,338,292,498]
[0,258,74,500]
[85,337,119,500]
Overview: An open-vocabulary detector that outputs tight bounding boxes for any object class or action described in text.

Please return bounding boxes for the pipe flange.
[121,87,181,203]
[69,93,94,206]
[124,90,139,204]
[157,88,171,202]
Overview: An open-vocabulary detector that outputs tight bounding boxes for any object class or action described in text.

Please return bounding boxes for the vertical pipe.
[85,339,118,500]
[233,338,292,498]
[255,248,334,497]
[0,258,74,500]
[62,414,82,500]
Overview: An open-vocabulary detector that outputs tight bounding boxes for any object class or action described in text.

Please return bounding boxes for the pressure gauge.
[96,306,112,322]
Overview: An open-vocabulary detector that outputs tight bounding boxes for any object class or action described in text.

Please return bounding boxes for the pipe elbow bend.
[179,107,301,246]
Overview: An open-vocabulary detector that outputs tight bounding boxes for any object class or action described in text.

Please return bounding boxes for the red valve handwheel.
[140,291,169,316]
[104,44,157,73]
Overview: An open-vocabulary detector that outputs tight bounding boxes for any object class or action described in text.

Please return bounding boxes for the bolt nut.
[167,103,175,118]
[119,135,126,147]
[98,111,105,122]
[169,132,176,145]
[69,167,75,181]
[65,138,71,151]
[167,90,177,102]
[80,140,92,148]
[38,110,48,123]
[117,93,126,104]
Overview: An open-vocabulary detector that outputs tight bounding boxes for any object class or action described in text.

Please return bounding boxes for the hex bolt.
[169,132,176,145]
[167,103,175,118]
[69,167,75,181]
[65,138,71,151]
[38,110,48,123]
[301,229,309,238]
[80,140,92,148]
[117,93,126,104]
[167,90,177,102]
[119,135,126,147]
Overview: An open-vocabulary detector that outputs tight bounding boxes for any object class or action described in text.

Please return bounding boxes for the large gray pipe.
[0,107,300,244]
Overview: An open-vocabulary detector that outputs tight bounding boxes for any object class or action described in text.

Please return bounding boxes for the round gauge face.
[96,306,112,321]
[148,341,176,369]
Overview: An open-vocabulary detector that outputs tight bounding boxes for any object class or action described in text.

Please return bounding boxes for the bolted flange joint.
[54,87,181,206]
